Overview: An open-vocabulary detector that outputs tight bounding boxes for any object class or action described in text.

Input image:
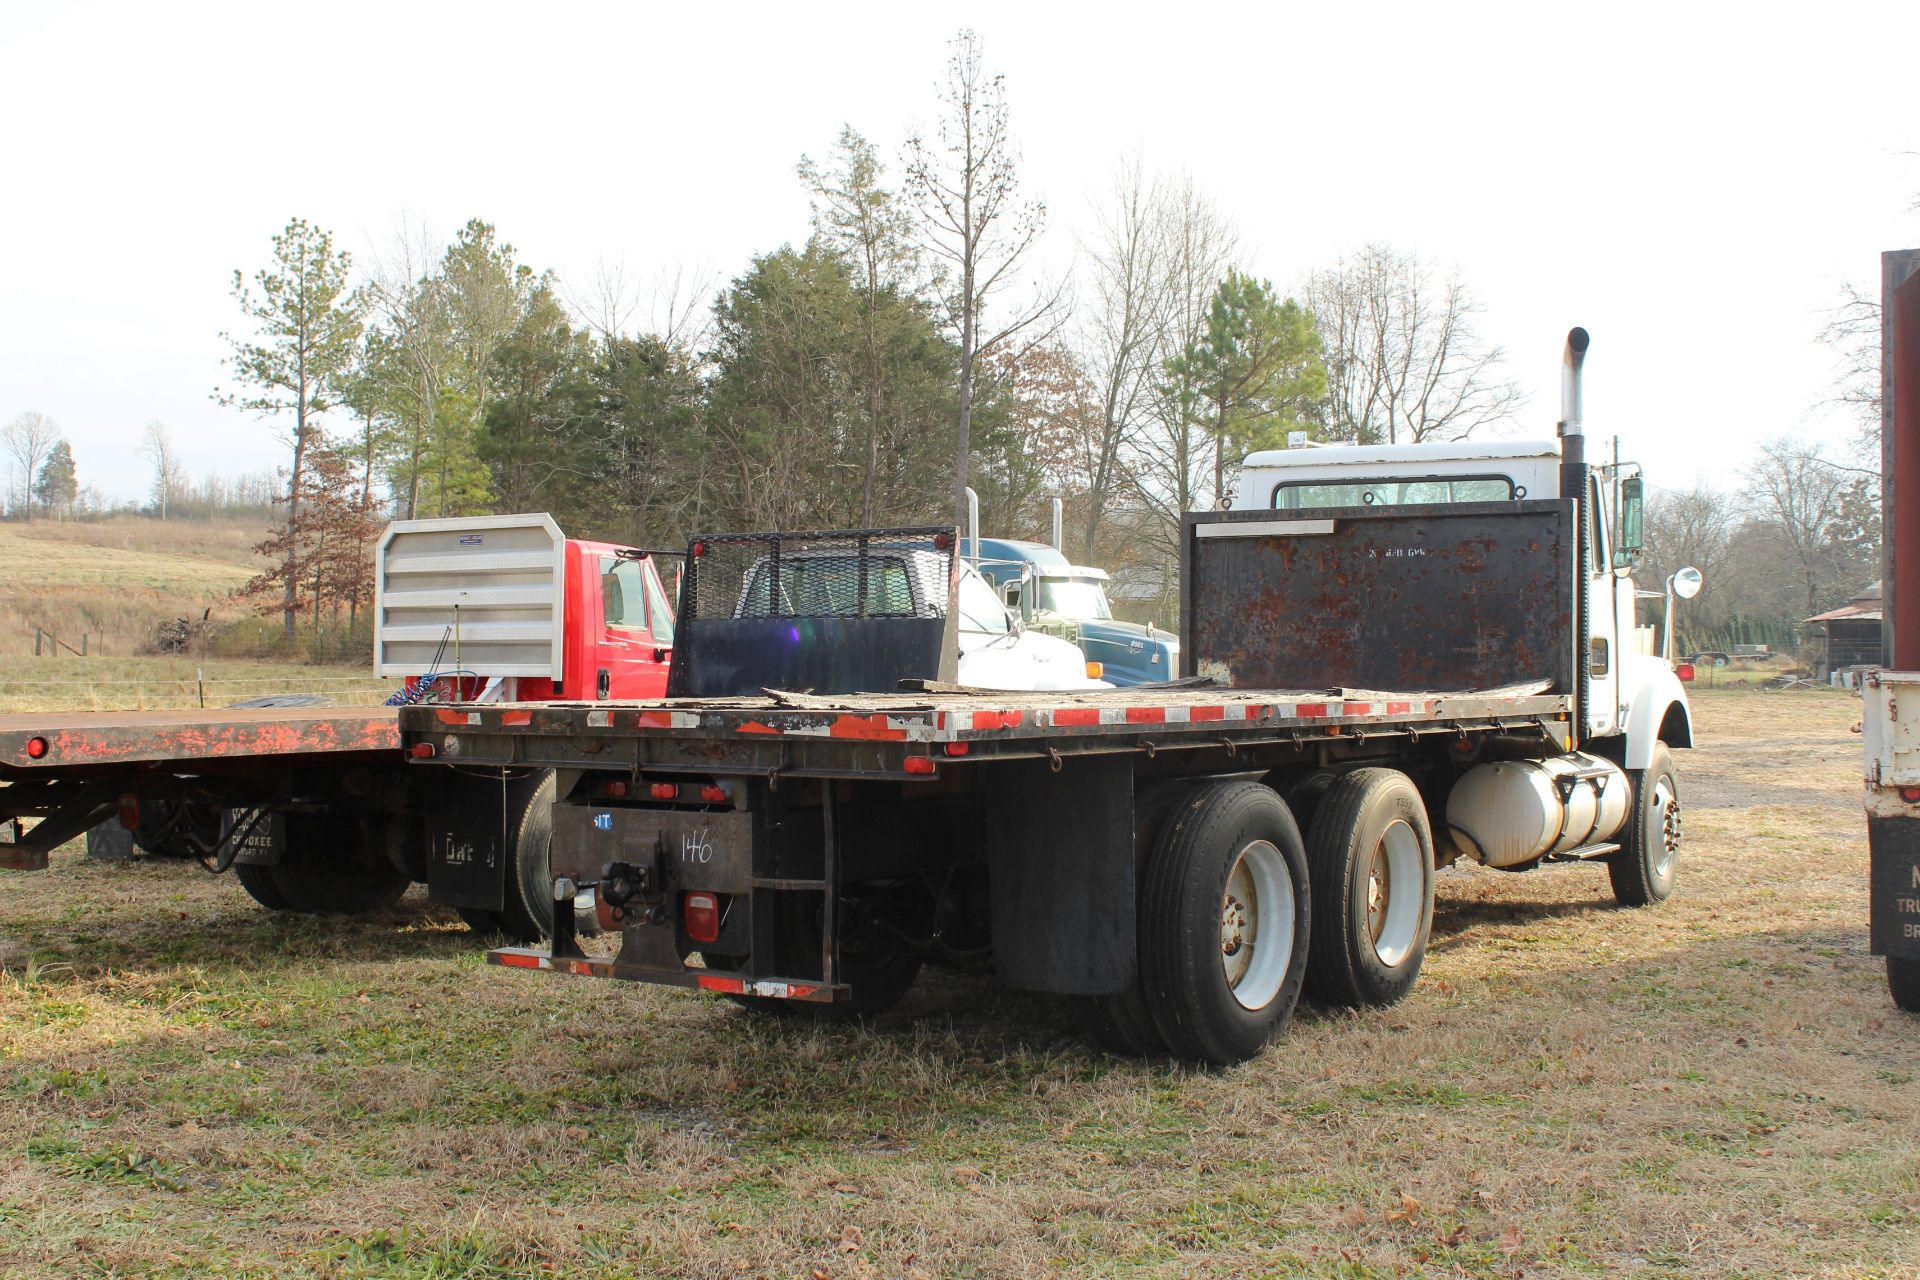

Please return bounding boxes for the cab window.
[1273,475,1514,509]
[600,556,650,632]
[642,562,676,645]
[958,570,1011,635]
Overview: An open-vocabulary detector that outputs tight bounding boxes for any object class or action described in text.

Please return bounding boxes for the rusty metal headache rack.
[666,527,962,699]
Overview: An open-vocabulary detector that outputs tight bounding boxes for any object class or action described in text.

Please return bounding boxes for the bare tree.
[139,421,183,519]
[2,411,61,520]
[1744,434,1878,618]
[1304,244,1523,444]
[903,28,1058,530]
[1640,482,1737,646]
[1070,159,1174,561]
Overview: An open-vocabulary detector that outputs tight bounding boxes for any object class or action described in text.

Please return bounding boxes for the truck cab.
[964,537,1180,686]
[377,514,676,703]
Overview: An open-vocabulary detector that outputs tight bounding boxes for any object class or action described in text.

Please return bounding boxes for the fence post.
[197,668,205,709]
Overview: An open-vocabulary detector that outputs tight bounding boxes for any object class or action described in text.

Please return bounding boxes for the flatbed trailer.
[401,381,1698,1065]
[0,706,399,871]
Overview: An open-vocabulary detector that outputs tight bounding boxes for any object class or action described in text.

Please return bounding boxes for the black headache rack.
[665,527,962,698]
[1180,500,1578,698]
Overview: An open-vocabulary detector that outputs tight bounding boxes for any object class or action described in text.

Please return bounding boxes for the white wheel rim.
[1650,779,1680,881]
[1367,819,1423,967]
[1219,839,1294,1011]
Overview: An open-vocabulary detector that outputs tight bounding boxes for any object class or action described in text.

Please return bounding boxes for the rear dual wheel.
[1123,781,1311,1065]
[1304,769,1436,1009]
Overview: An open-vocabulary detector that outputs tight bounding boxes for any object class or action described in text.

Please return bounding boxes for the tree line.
[212,31,1524,638]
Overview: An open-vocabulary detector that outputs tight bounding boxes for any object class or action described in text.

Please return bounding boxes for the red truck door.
[569,542,673,700]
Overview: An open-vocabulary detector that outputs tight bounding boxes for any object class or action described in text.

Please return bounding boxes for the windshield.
[1033,577,1112,620]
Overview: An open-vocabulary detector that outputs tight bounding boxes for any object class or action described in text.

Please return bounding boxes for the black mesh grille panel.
[667,528,960,697]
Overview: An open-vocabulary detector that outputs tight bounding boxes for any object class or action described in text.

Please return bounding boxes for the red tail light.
[649,782,677,800]
[683,892,721,943]
[409,741,436,759]
[1900,786,1920,805]
[601,780,629,798]
[1675,663,1695,682]
[932,532,953,551]
[24,736,48,759]
[944,742,970,757]
[700,785,728,804]
[690,541,707,558]
[903,756,937,775]
[118,794,140,831]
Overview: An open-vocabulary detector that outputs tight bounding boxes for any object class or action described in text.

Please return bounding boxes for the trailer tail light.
[601,780,629,798]
[409,741,435,759]
[1675,663,1695,682]
[903,756,937,776]
[683,892,721,943]
[649,782,678,801]
[24,737,47,759]
[944,742,970,757]
[1086,661,1104,680]
[700,785,728,804]
[1900,785,1920,805]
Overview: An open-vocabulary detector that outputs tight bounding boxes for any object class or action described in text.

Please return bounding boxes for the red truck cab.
[376,514,677,704]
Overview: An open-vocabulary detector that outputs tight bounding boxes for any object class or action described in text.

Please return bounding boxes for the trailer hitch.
[595,859,655,930]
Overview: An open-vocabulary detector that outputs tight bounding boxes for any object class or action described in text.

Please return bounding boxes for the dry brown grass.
[1,687,1916,1278]
[0,655,389,712]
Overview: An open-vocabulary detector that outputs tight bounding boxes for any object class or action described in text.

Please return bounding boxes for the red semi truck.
[0,514,678,939]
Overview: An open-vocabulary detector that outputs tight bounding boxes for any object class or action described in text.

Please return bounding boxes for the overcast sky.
[3,1,1916,507]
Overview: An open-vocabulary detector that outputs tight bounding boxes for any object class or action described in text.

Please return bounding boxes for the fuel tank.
[1446,751,1631,869]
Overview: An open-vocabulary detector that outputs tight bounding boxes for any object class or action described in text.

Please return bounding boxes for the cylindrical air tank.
[1445,752,1632,869]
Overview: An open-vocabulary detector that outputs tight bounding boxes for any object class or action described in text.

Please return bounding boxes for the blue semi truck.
[961,536,1179,687]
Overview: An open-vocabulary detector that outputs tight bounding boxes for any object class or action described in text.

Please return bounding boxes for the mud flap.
[985,754,1135,995]
[1869,813,1920,960]
[421,770,530,912]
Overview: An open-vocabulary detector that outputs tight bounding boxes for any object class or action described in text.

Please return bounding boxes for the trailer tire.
[1139,781,1309,1066]
[1303,769,1435,1009]
[1610,745,1680,907]
[483,772,599,944]
[266,814,409,915]
[233,861,291,911]
[1889,958,1920,1013]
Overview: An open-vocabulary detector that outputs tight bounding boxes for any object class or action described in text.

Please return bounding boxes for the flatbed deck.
[0,706,400,773]
[404,683,1572,777]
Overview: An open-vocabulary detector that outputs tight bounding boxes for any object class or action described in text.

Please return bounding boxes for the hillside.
[0,516,266,656]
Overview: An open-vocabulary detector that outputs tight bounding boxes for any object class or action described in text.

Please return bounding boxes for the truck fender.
[1619,657,1693,770]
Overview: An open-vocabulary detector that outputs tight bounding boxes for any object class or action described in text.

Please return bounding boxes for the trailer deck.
[0,707,399,773]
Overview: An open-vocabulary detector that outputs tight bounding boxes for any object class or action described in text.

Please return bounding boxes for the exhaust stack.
[1051,497,1064,552]
[1557,327,1591,492]
[965,486,980,564]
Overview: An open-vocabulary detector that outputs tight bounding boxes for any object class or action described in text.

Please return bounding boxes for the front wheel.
[1610,745,1680,907]
[1138,781,1310,1065]
[1304,769,1435,1009]
[1890,957,1920,1012]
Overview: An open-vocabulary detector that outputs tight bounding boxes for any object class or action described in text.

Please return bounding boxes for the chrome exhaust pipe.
[965,486,980,563]
[1051,497,1063,552]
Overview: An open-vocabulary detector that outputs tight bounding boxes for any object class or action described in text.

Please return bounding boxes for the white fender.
[1616,654,1693,770]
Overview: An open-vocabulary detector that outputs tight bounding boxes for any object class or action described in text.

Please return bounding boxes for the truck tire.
[1138,781,1310,1065]
[233,861,290,911]
[1304,769,1435,1009]
[266,814,409,915]
[485,772,600,943]
[1890,958,1920,1013]
[1609,744,1680,907]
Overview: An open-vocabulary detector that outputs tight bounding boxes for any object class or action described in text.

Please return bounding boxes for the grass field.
[1,687,1915,1278]
[0,516,263,658]
[0,655,389,712]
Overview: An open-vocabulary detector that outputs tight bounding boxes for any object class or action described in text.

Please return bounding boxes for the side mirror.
[1671,565,1703,600]
[1618,476,1645,556]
